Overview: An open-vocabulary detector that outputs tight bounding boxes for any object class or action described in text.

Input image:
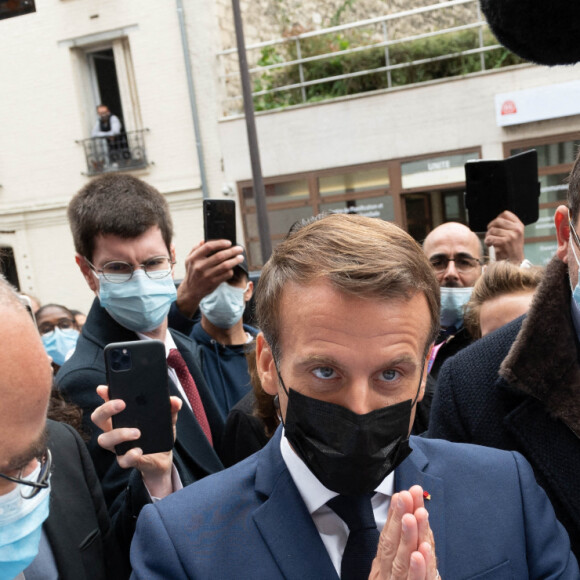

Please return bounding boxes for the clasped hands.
[369,485,439,580]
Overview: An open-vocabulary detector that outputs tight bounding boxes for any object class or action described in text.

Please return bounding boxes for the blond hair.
[464,261,544,338]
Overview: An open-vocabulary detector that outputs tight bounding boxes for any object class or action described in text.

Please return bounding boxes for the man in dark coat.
[55,174,243,552]
[428,153,580,559]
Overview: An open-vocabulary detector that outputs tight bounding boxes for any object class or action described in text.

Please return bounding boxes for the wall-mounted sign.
[496,80,580,127]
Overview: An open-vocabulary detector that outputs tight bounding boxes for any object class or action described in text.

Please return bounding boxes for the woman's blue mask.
[41,328,79,367]
[98,270,177,333]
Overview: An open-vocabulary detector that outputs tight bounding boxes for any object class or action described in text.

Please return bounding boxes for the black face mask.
[277,366,422,496]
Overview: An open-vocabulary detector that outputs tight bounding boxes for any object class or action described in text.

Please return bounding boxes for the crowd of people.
[1,157,580,579]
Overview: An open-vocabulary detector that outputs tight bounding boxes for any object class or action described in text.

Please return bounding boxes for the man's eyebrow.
[1,428,48,474]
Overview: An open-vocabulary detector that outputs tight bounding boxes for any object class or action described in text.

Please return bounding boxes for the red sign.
[501,100,517,115]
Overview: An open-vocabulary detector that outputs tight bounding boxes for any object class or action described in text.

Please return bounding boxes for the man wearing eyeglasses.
[422,212,525,380]
[0,277,122,579]
[428,155,580,559]
[56,174,242,560]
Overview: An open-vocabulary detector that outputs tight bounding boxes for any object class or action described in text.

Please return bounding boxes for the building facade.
[1,0,579,308]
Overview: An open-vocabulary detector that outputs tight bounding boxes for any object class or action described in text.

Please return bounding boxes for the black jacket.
[44,420,125,579]
[428,257,580,558]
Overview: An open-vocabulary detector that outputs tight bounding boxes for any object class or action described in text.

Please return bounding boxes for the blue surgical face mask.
[440,286,473,329]
[41,328,79,367]
[199,282,249,329]
[98,270,177,333]
[0,464,51,579]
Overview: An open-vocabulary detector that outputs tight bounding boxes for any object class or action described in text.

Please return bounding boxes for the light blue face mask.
[0,464,51,579]
[98,269,177,333]
[440,286,473,329]
[199,282,249,329]
[41,328,79,367]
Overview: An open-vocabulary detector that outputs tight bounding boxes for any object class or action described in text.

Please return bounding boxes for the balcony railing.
[217,0,527,117]
[77,129,149,176]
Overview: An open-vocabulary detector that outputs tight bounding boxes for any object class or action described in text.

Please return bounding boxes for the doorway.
[87,48,125,125]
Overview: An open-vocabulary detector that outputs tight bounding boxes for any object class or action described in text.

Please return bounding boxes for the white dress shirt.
[280,430,394,576]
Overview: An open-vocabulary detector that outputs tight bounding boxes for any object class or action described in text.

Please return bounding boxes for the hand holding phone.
[103,340,174,456]
[92,384,181,498]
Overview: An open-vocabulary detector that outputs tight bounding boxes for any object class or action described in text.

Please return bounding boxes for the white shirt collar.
[280,427,394,515]
[136,328,176,354]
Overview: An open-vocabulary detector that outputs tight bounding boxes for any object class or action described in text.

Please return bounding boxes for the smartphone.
[203,199,236,246]
[104,340,173,456]
[465,150,540,232]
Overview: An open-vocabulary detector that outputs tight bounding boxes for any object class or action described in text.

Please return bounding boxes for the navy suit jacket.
[130,429,578,580]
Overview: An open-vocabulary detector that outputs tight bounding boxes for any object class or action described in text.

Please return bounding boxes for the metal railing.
[217,0,525,116]
[77,129,149,176]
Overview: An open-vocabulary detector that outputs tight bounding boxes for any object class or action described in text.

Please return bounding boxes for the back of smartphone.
[104,340,173,456]
[203,199,236,246]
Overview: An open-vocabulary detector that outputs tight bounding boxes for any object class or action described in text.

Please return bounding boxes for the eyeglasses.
[0,449,52,499]
[85,256,175,284]
[38,318,75,335]
[429,255,482,273]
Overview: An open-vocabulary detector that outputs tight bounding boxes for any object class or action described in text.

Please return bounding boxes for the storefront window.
[321,196,394,220]
[242,179,309,207]
[401,152,479,189]
[319,167,389,196]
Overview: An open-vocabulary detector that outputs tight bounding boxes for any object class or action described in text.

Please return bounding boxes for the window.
[61,27,147,175]
[239,165,393,269]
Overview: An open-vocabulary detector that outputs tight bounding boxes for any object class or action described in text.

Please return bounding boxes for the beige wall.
[218,63,580,184]
[0,0,227,310]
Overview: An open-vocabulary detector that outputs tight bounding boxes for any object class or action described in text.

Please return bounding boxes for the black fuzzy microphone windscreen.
[481,0,580,65]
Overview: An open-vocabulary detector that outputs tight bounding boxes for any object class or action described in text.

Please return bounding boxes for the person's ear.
[256,333,278,396]
[170,244,177,277]
[244,280,254,303]
[417,344,434,403]
[76,254,99,294]
[555,205,571,263]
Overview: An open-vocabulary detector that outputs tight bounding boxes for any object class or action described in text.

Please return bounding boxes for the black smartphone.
[104,340,173,456]
[464,150,540,232]
[203,199,236,246]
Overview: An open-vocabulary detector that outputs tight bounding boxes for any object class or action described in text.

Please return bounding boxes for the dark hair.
[256,214,440,361]
[67,174,173,261]
[35,303,76,324]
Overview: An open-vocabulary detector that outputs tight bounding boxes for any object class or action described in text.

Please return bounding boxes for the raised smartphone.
[104,340,173,456]
[203,199,236,246]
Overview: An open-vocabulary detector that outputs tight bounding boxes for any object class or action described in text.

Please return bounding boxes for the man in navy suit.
[130,214,577,579]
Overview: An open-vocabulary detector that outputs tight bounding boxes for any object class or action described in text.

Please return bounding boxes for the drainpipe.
[176,0,209,199]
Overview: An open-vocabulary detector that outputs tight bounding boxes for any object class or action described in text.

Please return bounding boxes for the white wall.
[218,63,580,183]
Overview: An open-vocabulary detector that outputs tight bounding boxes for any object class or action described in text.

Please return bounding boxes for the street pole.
[231,0,272,264]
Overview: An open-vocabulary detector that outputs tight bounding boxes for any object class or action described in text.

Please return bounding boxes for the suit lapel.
[395,442,446,576]
[253,430,339,580]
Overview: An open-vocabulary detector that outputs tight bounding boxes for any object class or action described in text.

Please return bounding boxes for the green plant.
[252,27,526,111]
